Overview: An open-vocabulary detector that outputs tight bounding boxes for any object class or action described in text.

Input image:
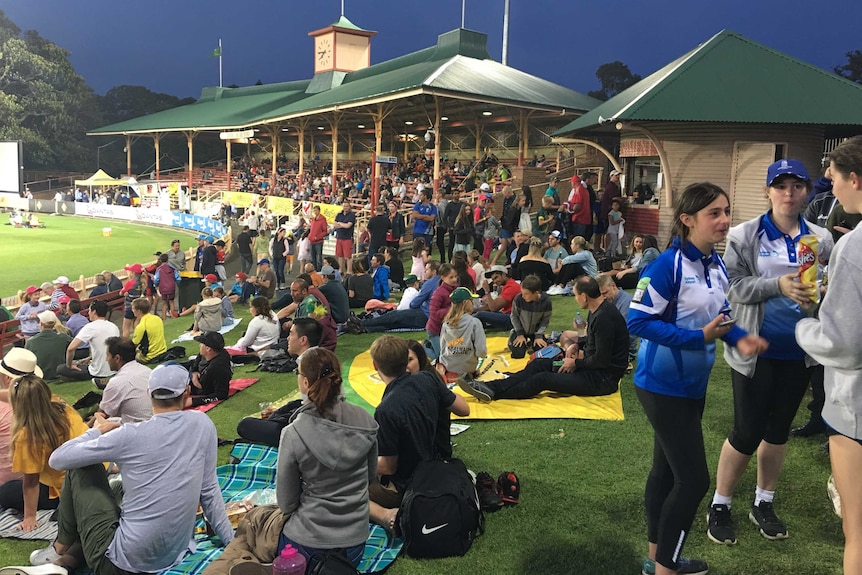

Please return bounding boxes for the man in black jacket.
[443,188,464,261]
[200,236,218,277]
[186,331,232,408]
[460,276,628,401]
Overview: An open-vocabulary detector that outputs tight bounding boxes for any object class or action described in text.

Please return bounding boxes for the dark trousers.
[555,262,588,285]
[56,364,93,382]
[728,358,811,454]
[310,243,323,271]
[55,464,124,575]
[636,387,709,572]
[473,310,513,331]
[362,308,427,332]
[806,364,826,422]
[0,480,58,513]
[614,273,640,290]
[447,229,457,261]
[273,256,286,286]
[271,292,293,310]
[489,358,618,399]
[435,228,447,262]
[240,253,254,275]
[236,417,285,448]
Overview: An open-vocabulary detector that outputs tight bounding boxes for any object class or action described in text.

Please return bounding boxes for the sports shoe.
[641,557,708,575]
[497,471,520,505]
[828,474,842,518]
[546,285,563,295]
[0,566,68,575]
[707,503,736,545]
[457,378,495,403]
[29,544,61,566]
[475,471,502,512]
[790,419,827,438]
[749,501,788,540]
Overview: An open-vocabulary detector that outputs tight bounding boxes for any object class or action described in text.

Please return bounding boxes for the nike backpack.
[397,458,484,558]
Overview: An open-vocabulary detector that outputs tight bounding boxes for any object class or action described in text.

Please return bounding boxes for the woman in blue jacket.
[627,183,768,575]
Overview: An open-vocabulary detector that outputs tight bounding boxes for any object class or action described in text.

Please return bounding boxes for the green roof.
[555,30,862,135]
[328,15,368,32]
[90,29,599,135]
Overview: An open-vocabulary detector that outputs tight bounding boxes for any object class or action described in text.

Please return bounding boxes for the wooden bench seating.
[0,319,23,359]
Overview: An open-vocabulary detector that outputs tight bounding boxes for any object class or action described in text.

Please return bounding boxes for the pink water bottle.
[272,544,306,575]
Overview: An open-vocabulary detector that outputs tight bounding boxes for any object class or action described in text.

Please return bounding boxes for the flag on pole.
[210,46,222,57]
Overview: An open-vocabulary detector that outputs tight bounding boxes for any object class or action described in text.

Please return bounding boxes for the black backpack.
[396,458,484,558]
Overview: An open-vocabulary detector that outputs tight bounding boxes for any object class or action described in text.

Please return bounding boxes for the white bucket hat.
[0,348,43,379]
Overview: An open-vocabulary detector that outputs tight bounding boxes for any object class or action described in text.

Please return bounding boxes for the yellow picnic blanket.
[345,337,624,421]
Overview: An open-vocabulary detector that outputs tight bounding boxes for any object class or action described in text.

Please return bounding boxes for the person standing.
[308,205,328,271]
[154,253,181,320]
[796,136,862,575]
[167,239,187,272]
[270,228,289,291]
[627,183,768,575]
[598,169,622,252]
[366,204,390,266]
[235,226,254,275]
[583,171,599,243]
[333,202,356,274]
[707,160,832,546]
[200,236,218,278]
[386,201,405,250]
[412,188,437,258]
[444,189,465,261]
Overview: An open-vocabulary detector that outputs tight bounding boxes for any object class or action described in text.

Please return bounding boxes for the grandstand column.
[296,117,309,178]
[474,121,483,161]
[518,110,530,167]
[270,123,282,191]
[433,96,442,192]
[329,112,342,180]
[125,135,132,176]
[183,131,198,193]
[347,131,353,162]
[152,133,162,180]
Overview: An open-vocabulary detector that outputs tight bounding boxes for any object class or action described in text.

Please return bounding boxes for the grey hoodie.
[194,297,224,333]
[440,313,487,377]
[277,399,378,549]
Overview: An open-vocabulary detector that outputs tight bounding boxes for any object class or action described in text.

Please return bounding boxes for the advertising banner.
[299,200,342,222]
[71,202,226,237]
[266,196,294,215]
[223,191,259,209]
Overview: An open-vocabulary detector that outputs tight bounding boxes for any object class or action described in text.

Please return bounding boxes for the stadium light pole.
[97,140,118,170]
[502,0,510,65]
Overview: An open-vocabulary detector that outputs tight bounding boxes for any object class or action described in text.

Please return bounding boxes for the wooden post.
[153,133,162,180]
[125,135,132,176]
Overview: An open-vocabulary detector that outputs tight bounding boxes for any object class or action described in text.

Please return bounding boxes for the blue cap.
[767,159,809,187]
[196,234,207,240]
[206,235,216,243]
[257,258,270,265]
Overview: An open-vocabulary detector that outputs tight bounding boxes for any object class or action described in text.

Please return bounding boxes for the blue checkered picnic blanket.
[160,443,402,575]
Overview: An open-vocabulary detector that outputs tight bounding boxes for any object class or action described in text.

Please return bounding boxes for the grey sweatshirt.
[195,297,224,333]
[797,227,862,439]
[440,314,487,377]
[724,216,832,376]
[510,293,552,338]
[277,399,378,549]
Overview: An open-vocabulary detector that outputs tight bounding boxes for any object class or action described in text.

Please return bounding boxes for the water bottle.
[272,544,306,575]
[574,311,587,338]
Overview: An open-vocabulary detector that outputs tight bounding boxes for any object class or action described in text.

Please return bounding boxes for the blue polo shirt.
[412,202,437,236]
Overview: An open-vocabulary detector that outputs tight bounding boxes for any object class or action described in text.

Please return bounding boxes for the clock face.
[316,37,333,70]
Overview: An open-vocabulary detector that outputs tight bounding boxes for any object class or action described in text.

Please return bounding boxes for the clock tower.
[308,16,377,76]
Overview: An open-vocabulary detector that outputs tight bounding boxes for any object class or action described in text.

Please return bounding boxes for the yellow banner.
[167,182,179,195]
[223,191,259,209]
[266,196,294,215]
[298,201,342,222]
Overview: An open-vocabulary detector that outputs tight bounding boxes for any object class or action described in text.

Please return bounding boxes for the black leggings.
[555,262,587,285]
[237,417,286,448]
[0,480,59,513]
[728,358,811,455]
[613,272,640,290]
[636,387,709,572]
[435,227,447,263]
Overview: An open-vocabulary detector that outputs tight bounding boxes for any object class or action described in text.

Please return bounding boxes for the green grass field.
[0,216,199,297]
[0,262,845,574]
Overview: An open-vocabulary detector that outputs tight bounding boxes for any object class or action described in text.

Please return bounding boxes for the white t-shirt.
[397,287,421,310]
[76,319,120,377]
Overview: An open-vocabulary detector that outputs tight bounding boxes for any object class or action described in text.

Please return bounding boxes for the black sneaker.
[790,419,827,437]
[642,557,708,575]
[475,471,502,512]
[707,503,737,545]
[749,501,788,540]
[457,378,495,403]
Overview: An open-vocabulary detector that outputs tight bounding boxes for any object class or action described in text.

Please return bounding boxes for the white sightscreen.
[0,141,22,194]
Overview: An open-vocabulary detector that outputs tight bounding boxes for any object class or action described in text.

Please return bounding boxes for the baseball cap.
[24,285,40,295]
[235,272,248,281]
[58,295,71,304]
[124,264,144,275]
[206,236,216,243]
[450,287,481,303]
[148,363,190,400]
[484,265,509,278]
[404,274,419,285]
[550,230,562,239]
[767,159,810,187]
[480,182,491,191]
[609,169,622,177]
[194,331,225,351]
[37,310,59,324]
[53,276,69,285]
[257,258,270,265]
[204,274,218,283]
[197,234,207,240]
[320,265,335,277]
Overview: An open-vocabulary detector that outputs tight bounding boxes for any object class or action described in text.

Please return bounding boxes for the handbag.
[308,550,359,575]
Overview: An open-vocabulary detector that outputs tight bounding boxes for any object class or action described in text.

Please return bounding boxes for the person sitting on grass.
[131,298,167,364]
[192,288,224,334]
[596,274,638,367]
[58,301,119,388]
[368,336,464,532]
[317,265,349,325]
[459,276,629,403]
[231,296,279,354]
[213,287,234,326]
[235,318,323,447]
[508,275,552,359]
[439,288,487,382]
[25,311,72,381]
[472,265,519,331]
[357,262,441,334]
[186,331,232,408]
[97,336,153,424]
[547,236,598,295]
[370,253,390,300]
[229,272,256,305]
[345,259,374,309]
[14,364,233,575]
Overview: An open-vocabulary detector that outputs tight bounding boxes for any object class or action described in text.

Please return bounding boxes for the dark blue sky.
[4,0,861,99]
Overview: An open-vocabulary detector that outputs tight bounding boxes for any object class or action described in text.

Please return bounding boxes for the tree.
[99,85,194,125]
[587,61,642,101]
[835,50,862,84]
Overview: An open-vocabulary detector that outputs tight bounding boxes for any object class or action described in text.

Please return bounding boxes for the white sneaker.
[547,285,562,295]
[0,566,68,575]
[29,545,61,566]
